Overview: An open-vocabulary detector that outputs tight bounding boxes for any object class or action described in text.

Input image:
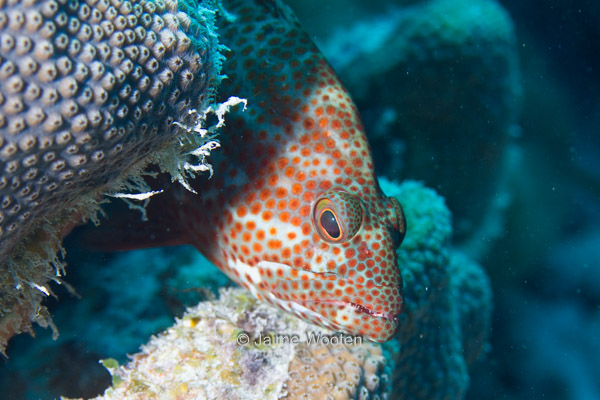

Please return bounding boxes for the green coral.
[380,178,492,399]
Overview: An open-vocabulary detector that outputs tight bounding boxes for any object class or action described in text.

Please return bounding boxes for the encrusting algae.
[88,287,391,400]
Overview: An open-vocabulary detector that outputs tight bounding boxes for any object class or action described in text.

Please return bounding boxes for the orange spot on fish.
[236,206,247,217]
[319,181,332,190]
[251,202,262,214]
[299,205,310,217]
[289,199,300,210]
[278,158,289,168]
[303,118,315,130]
[279,211,290,222]
[260,189,271,201]
[302,191,314,202]
[301,223,311,236]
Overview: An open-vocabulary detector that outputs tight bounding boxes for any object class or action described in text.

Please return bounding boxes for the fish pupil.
[320,210,341,239]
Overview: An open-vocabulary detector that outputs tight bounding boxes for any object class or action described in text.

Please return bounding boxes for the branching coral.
[0,0,225,354]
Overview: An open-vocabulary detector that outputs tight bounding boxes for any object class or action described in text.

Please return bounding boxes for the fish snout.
[301,281,402,342]
[265,270,402,342]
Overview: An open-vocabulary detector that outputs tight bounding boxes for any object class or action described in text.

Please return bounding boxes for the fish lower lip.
[255,260,400,319]
[348,302,398,320]
[298,299,398,320]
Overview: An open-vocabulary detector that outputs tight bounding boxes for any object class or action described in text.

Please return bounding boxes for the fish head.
[291,187,406,342]
[227,183,406,342]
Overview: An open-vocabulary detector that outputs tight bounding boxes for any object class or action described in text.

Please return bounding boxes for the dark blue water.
[2,1,599,399]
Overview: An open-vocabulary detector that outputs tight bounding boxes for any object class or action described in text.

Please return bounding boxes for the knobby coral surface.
[0,0,225,354]
[380,179,492,399]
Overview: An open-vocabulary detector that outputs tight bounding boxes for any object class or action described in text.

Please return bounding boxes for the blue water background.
[1,1,599,399]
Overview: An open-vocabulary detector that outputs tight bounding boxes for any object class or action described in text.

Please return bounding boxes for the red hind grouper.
[93,0,407,342]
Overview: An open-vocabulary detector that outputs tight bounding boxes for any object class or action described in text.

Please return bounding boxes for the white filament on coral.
[110,190,165,201]
[172,96,247,193]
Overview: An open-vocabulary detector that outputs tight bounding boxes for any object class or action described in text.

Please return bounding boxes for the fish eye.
[314,198,343,242]
[320,209,341,239]
[312,191,363,243]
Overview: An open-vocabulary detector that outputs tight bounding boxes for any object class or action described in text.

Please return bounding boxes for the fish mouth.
[296,299,401,321]
[288,295,400,342]
[255,260,402,321]
[346,301,399,321]
[292,297,399,321]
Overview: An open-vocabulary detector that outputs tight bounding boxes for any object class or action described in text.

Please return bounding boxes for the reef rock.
[91,287,392,400]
